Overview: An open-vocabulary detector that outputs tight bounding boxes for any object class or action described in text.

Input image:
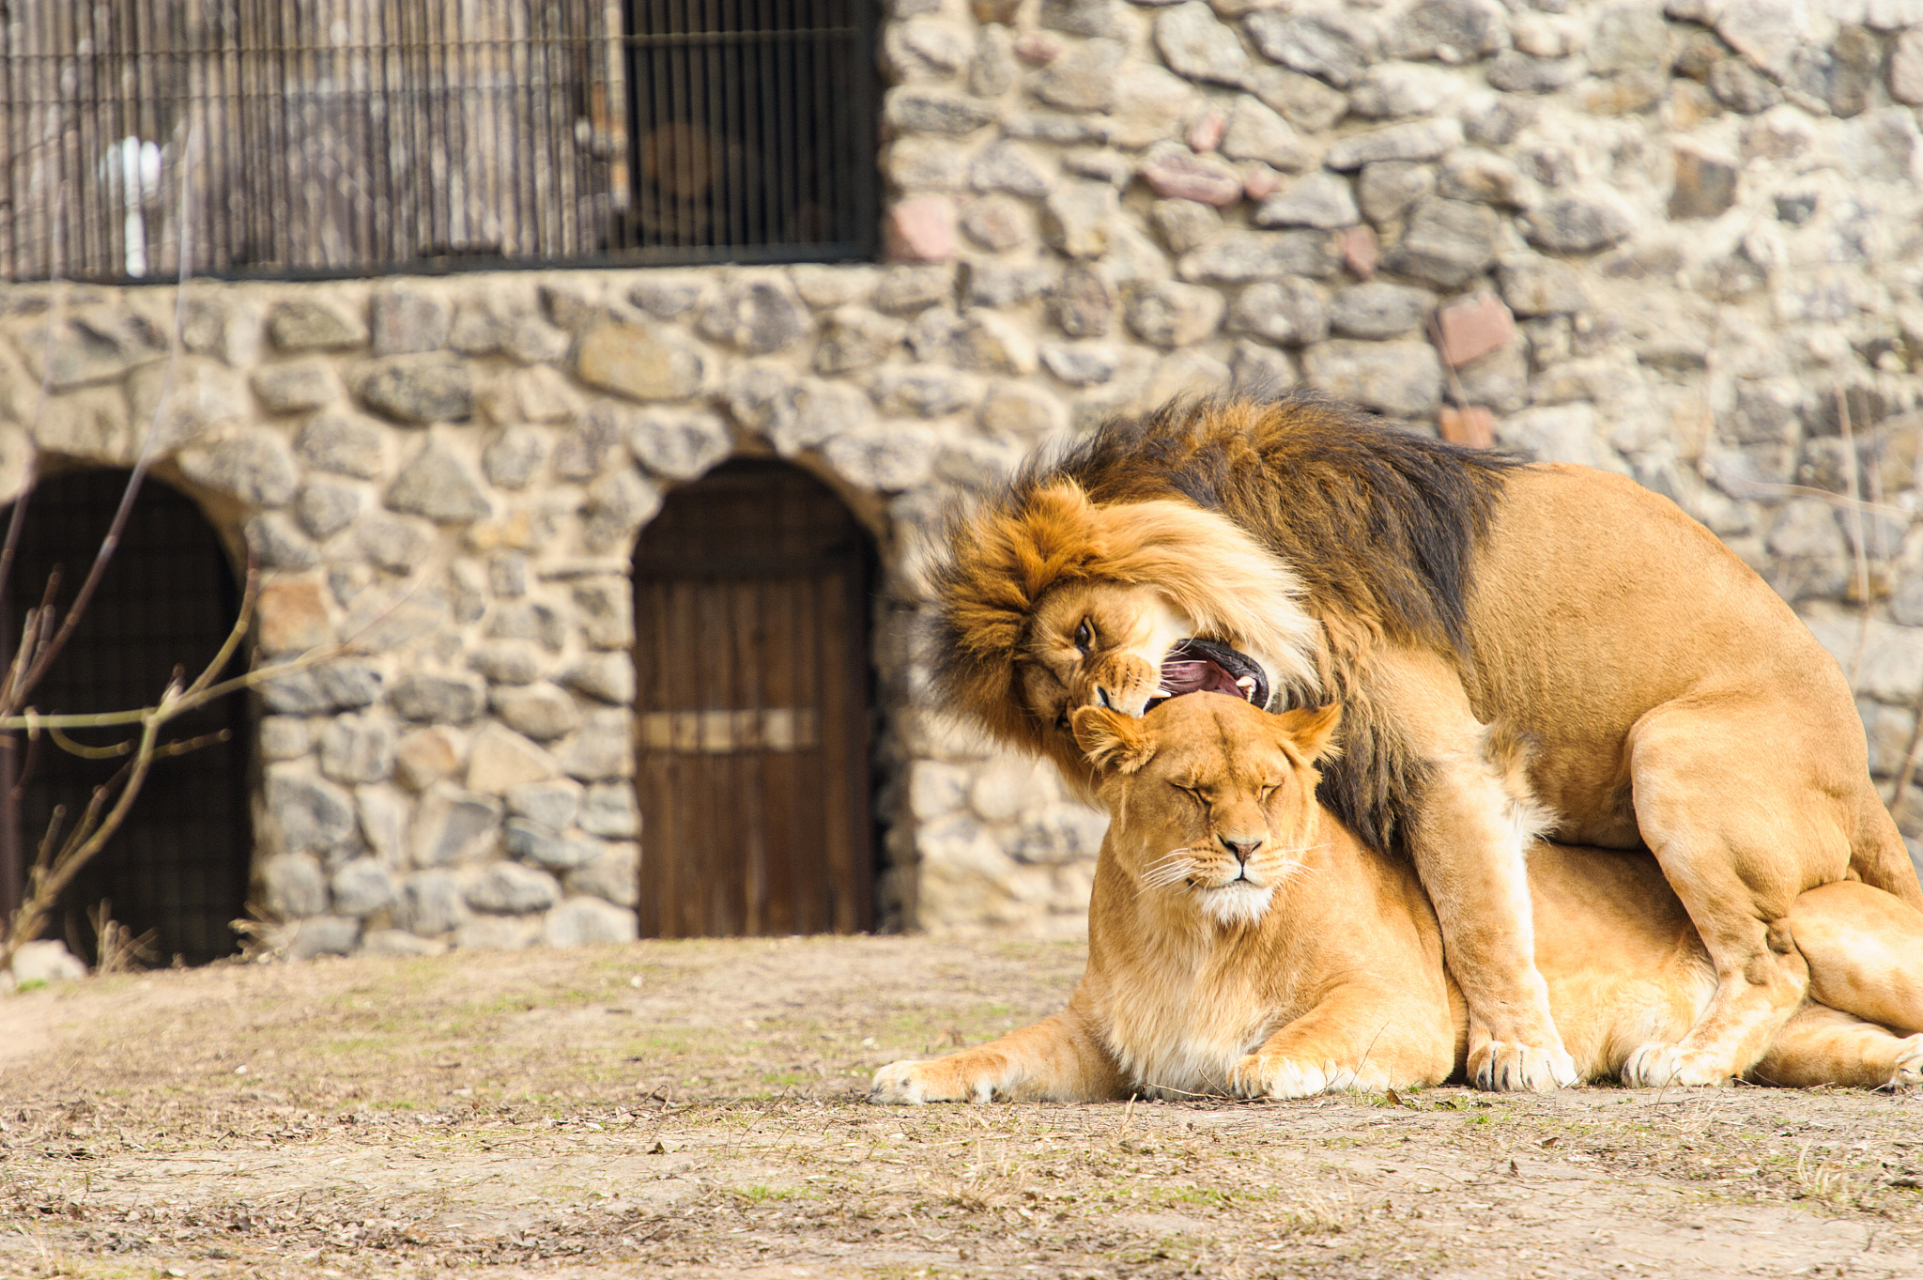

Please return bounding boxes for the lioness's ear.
[1071,706,1155,774]
[1276,703,1342,763]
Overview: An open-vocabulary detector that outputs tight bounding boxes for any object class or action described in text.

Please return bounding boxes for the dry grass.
[3,935,1922,1279]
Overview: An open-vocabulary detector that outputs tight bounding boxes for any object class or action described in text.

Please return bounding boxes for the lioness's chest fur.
[1087,918,1297,1097]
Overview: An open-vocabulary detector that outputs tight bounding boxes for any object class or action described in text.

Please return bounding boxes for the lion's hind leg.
[1789,881,1923,1035]
[1749,1005,1923,1090]
[1621,706,1839,1087]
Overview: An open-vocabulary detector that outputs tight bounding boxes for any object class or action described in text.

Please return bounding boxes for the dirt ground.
[3,936,1922,1279]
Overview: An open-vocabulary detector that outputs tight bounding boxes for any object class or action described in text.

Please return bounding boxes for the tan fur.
[928,396,1923,1089]
[871,697,1923,1105]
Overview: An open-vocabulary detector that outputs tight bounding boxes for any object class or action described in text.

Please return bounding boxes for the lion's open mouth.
[1149,639,1270,711]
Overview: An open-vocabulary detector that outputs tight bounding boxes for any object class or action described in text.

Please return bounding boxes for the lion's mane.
[928,392,1520,856]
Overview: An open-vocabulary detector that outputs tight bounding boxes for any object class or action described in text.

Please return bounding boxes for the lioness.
[929,394,1923,1090]
[872,696,1923,1103]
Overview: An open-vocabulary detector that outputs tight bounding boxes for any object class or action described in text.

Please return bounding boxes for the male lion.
[872,696,1923,1104]
[928,393,1923,1090]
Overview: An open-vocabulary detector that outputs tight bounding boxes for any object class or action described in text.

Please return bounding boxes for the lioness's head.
[1072,693,1341,929]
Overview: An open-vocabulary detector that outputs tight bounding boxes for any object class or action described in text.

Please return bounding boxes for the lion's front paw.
[870,1060,942,1105]
[1469,1041,1579,1092]
[1232,1054,1337,1100]
[1621,1043,1734,1088]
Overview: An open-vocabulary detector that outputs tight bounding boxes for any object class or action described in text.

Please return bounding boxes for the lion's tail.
[1850,790,1923,909]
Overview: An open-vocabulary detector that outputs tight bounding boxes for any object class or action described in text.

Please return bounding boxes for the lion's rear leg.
[1789,881,1923,1034]
[1750,1005,1923,1090]
[1624,709,1844,1087]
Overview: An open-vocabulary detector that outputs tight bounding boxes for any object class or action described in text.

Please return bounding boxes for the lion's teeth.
[1235,676,1257,698]
[1156,688,1173,699]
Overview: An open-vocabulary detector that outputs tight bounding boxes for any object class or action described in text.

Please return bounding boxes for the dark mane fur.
[1013,392,1521,856]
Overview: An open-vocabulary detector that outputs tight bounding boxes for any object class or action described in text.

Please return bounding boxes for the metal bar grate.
[0,0,878,283]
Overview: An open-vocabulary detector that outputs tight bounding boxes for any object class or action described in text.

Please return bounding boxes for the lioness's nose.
[1218,834,1261,864]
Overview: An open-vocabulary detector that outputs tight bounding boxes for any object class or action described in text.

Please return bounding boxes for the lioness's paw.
[870,1060,942,1105]
[1469,1041,1579,1092]
[1621,1043,1734,1089]
[1232,1054,1333,1100]
[1889,1035,1923,1089]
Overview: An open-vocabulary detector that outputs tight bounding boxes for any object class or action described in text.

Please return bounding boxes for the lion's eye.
[1171,782,1205,807]
[1073,619,1094,653]
[1258,783,1279,803]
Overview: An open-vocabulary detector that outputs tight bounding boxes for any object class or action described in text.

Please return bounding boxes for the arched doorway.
[631,459,876,937]
[0,470,252,965]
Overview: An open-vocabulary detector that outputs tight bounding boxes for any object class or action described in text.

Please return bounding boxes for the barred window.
[0,0,879,283]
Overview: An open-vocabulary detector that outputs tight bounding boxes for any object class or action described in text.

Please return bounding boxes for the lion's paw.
[870,1060,942,1105]
[1889,1036,1923,1090]
[1621,1043,1735,1089]
[1232,1054,1334,1100]
[1469,1041,1579,1092]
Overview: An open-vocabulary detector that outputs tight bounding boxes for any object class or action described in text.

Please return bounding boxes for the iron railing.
[0,0,879,283]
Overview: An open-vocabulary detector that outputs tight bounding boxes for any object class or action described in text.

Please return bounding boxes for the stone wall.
[2,0,1923,953]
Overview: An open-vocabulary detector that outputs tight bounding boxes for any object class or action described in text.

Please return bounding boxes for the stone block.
[1524,196,1636,255]
[177,429,300,507]
[257,580,334,654]
[965,261,1058,310]
[574,322,708,402]
[357,784,411,865]
[815,308,908,376]
[1039,343,1121,387]
[290,475,360,540]
[1049,263,1118,338]
[391,671,486,724]
[259,716,312,762]
[977,382,1069,441]
[331,857,397,916]
[395,868,466,935]
[362,930,446,957]
[1139,145,1245,207]
[1349,62,1465,119]
[470,640,542,687]
[355,353,473,424]
[394,727,462,792]
[1033,37,1125,111]
[1895,29,1923,105]
[1178,230,1341,283]
[582,467,663,551]
[1386,197,1500,288]
[868,365,979,417]
[958,313,1038,375]
[266,768,358,856]
[268,299,367,353]
[1329,282,1432,340]
[413,786,503,866]
[959,195,1034,252]
[1435,292,1517,367]
[386,439,492,523]
[466,861,561,914]
[251,359,339,416]
[1385,0,1506,61]
[1244,10,1377,88]
[823,424,941,491]
[505,818,599,871]
[371,288,452,355]
[1497,257,1588,316]
[466,722,559,794]
[562,709,636,781]
[491,683,581,742]
[295,411,386,479]
[883,87,999,135]
[544,895,639,946]
[319,713,396,785]
[1438,404,1497,448]
[1669,147,1738,220]
[9,939,88,985]
[563,843,641,908]
[695,278,813,355]
[1125,281,1227,347]
[1041,182,1119,258]
[562,652,637,705]
[574,581,635,650]
[1156,2,1254,86]
[453,913,541,950]
[1302,339,1444,417]
[1228,279,1331,346]
[1254,173,1360,229]
[506,778,584,831]
[1487,52,1582,93]
[354,510,435,572]
[1009,804,1109,866]
[262,852,329,917]
[580,782,641,838]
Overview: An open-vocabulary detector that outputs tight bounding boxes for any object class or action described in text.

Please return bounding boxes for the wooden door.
[631,460,874,937]
[0,471,252,964]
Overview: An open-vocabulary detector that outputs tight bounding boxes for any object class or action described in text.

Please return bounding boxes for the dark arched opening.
[0,470,252,966]
[631,459,877,937]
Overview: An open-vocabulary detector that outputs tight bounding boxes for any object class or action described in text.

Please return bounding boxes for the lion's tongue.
[1156,640,1270,708]
[1159,659,1239,698]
